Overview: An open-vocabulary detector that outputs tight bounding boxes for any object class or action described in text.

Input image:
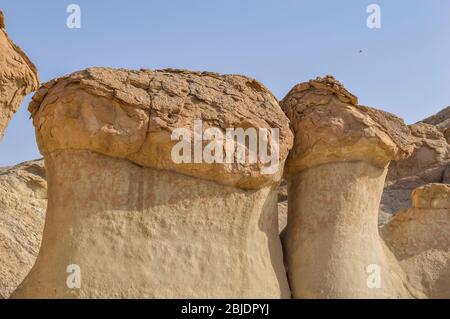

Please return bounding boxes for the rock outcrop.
[381,123,450,224]
[421,106,450,132]
[281,76,414,298]
[0,160,46,299]
[382,183,450,298]
[13,67,293,298]
[0,10,39,139]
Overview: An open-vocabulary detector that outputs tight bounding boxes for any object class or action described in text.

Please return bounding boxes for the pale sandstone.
[0,160,46,298]
[0,10,39,139]
[282,76,413,298]
[381,123,450,223]
[421,106,450,132]
[382,183,450,298]
[28,67,292,190]
[13,67,293,298]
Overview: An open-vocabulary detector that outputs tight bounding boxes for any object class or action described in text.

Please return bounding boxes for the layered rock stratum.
[0,160,46,299]
[13,67,293,298]
[0,10,39,139]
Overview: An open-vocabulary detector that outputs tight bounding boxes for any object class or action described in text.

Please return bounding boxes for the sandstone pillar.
[281,76,413,298]
[0,10,38,139]
[13,68,293,298]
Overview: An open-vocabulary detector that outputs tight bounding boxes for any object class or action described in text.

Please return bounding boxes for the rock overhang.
[29,67,294,190]
[281,75,414,177]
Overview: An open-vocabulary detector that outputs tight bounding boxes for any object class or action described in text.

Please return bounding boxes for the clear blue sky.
[1,0,449,166]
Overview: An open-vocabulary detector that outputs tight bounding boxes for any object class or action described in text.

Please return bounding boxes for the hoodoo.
[12,67,293,298]
[382,183,450,298]
[281,76,414,298]
[0,10,39,139]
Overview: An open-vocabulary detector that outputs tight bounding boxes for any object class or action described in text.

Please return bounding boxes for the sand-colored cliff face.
[281,76,414,298]
[0,10,39,139]
[382,184,450,298]
[13,68,293,298]
[0,160,46,299]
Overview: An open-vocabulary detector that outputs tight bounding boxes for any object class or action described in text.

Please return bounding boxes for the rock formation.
[382,183,450,298]
[12,67,293,298]
[0,160,46,299]
[381,123,450,225]
[0,10,39,139]
[421,106,450,132]
[281,76,414,298]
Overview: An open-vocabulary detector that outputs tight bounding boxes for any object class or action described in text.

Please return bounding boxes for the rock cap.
[0,10,38,83]
[29,67,293,189]
[281,76,413,176]
[0,9,39,138]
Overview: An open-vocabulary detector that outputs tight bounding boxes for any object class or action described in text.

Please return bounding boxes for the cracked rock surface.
[29,67,293,189]
[0,10,39,139]
[281,76,413,176]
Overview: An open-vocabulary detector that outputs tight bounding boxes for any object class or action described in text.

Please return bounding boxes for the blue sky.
[1,0,449,166]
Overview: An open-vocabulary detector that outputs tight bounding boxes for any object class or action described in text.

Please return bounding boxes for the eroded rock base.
[13,150,290,298]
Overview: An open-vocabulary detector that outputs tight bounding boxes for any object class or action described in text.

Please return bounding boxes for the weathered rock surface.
[382,183,450,298]
[282,76,414,298]
[381,123,450,224]
[28,67,292,190]
[0,10,39,139]
[277,180,288,233]
[281,76,412,175]
[421,106,450,132]
[13,68,293,298]
[0,160,46,299]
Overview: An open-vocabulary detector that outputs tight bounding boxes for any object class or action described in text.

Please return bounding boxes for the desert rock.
[381,123,450,224]
[382,183,450,298]
[0,10,39,139]
[281,76,413,298]
[421,106,450,132]
[13,67,293,298]
[0,160,46,299]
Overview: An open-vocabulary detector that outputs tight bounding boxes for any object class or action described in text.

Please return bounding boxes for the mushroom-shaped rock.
[0,10,39,139]
[382,183,450,298]
[13,67,293,298]
[281,76,414,298]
